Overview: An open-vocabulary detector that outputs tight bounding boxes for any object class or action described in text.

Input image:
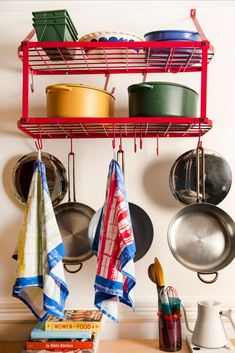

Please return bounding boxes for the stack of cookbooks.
[21,309,104,353]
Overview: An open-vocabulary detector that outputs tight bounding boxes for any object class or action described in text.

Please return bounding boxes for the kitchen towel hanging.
[12,156,69,320]
[93,159,136,322]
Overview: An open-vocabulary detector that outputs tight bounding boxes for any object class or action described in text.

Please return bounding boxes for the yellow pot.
[46,83,115,118]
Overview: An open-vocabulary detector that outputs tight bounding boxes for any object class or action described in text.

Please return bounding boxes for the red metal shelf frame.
[17,9,214,140]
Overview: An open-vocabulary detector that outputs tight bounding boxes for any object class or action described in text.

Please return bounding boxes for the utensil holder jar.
[158,312,182,352]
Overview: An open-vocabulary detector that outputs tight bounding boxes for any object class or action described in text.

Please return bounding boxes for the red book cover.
[26,339,94,350]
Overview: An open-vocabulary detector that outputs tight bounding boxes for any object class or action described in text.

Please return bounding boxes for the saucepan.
[167,147,235,283]
[88,150,154,262]
[54,151,95,273]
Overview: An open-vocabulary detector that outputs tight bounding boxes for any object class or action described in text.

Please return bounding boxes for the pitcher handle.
[221,309,235,331]
[181,303,194,334]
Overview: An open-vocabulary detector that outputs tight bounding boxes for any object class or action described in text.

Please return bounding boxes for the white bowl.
[79,31,144,62]
[79,31,144,43]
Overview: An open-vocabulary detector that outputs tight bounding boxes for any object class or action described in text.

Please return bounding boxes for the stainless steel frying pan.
[54,152,95,273]
[167,147,235,283]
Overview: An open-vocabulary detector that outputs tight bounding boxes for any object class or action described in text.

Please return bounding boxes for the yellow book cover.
[45,309,104,331]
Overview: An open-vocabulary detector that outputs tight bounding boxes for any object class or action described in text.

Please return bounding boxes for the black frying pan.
[88,150,154,262]
[88,203,153,262]
[54,152,95,273]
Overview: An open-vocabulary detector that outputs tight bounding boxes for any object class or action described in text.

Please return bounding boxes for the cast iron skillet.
[11,152,68,207]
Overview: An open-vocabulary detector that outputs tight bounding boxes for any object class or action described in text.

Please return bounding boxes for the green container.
[32,9,78,33]
[33,14,78,37]
[33,19,77,41]
[128,82,198,117]
[33,23,76,60]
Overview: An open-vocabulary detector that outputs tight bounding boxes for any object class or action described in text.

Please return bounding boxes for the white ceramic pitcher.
[183,300,235,348]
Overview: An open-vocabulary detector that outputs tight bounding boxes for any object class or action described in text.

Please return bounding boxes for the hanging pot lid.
[11,152,68,207]
[169,148,232,205]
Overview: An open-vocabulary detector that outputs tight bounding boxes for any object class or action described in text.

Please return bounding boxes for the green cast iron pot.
[128,81,198,117]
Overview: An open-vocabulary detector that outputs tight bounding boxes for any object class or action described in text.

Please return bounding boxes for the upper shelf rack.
[18,38,214,75]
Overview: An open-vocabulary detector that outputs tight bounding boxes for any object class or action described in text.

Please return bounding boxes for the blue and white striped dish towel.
[12,157,69,320]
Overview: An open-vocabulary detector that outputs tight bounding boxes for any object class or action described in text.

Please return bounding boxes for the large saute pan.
[169,148,232,205]
[54,152,95,273]
[46,83,115,118]
[128,82,198,117]
[11,152,68,207]
[88,150,154,262]
[167,203,235,283]
[167,148,235,283]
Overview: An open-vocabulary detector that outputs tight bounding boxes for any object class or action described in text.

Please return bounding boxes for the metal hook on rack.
[156,132,159,156]
[30,69,34,93]
[119,127,123,151]
[197,121,202,148]
[70,133,74,155]
[140,125,143,150]
[142,72,147,83]
[134,127,137,153]
[112,124,116,150]
[104,73,116,96]
[35,125,43,160]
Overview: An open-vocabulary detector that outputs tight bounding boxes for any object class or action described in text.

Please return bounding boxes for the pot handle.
[46,85,72,93]
[63,263,83,273]
[129,84,154,93]
[197,271,218,284]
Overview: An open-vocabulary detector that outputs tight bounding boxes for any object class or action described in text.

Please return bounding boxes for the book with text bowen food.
[31,321,92,339]
[45,309,104,332]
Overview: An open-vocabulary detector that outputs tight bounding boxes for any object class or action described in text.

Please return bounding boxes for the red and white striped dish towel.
[93,159,136,322]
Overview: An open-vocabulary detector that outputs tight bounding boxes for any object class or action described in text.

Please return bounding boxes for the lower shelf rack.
[18,117,213,139]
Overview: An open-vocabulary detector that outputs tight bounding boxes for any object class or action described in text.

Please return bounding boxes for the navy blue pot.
[144,30,201,42]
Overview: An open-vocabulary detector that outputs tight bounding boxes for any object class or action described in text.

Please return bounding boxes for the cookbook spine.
[26,340,94,350]
[45,322,101,331]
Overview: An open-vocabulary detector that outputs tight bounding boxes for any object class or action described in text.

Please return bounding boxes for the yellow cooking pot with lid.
[46,83,115,118]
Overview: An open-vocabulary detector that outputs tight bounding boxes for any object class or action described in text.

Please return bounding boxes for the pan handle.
[68,152,76,202]
[63,263,83,273]
[196,147,206,203]
[117,149,125,176]
[197,271,218,284]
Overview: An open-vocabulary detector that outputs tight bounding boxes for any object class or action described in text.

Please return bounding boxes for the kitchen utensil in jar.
[54,151,95,273]
[168,148,235,283]
[169,148,232,205]
[11,152,68,207]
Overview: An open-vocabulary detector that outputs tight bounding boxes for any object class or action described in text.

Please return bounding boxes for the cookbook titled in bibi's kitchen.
[26,332,97,350]
[45,309,104,331]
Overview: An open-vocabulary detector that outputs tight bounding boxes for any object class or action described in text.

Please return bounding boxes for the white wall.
[1,0,235,341]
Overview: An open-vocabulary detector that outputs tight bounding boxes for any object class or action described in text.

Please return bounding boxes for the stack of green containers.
[32,9,78,60]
